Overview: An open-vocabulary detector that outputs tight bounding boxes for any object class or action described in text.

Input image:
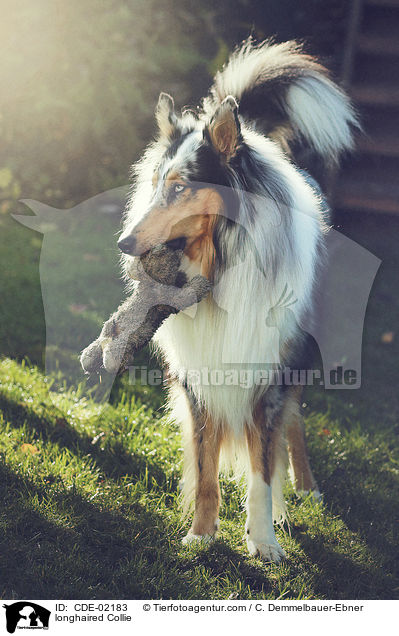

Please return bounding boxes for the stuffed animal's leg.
[80,339,104,373]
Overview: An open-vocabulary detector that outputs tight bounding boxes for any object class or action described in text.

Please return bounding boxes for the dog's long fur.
[118,39,358,561]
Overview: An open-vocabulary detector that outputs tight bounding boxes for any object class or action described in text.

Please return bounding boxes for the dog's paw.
[182,533,215,547]
[246,537,286,563]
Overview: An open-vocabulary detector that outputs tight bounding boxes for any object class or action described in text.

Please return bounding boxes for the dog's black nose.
[118,236,136,254]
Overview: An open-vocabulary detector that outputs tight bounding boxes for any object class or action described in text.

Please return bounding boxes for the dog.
[117,39,358,562]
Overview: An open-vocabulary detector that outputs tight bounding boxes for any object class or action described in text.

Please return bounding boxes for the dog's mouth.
[135,237,187,258]
[165,237,187,251]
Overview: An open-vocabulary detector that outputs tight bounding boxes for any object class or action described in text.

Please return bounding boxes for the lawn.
[0,206,398,600]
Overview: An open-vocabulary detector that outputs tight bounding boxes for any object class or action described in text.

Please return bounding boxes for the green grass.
[0,208,398,599]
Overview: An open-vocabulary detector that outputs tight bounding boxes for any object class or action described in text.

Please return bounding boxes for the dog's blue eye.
[166,182,187,205]
[174,184,185,194]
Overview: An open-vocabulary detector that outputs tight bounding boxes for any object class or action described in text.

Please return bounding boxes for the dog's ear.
[156,92,179,139]
[205,96,241,159]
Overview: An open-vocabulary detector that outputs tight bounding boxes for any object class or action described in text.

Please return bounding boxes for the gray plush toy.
[80,244,211,375]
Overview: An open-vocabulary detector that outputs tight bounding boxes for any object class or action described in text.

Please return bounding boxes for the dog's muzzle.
[117,235,137,255]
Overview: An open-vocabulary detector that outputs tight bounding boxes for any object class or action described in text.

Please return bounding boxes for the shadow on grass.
[1,394,397,599]
[0,460,170,598]
[0,393,168,486]
[321,466,399,554]
[0,462,276,600]
[310,457,399,588]
[177,539,277,597]
[1,455,396,600]
[291,530,397,600]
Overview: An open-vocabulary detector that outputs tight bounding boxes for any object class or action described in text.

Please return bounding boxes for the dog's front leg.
[182,406,222,545]
[245,399,287,563]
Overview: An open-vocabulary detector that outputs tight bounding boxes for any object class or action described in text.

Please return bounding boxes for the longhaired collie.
[118,40,358,562]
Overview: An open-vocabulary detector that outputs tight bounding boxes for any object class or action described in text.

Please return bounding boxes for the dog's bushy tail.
[205,39,359,163]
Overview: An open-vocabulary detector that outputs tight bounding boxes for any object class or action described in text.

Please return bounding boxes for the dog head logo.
[13,187,129,402]
[13,183,381,395]
[3,602,50,634]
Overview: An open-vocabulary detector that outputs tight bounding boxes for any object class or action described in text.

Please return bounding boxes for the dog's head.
[118,93,242,276]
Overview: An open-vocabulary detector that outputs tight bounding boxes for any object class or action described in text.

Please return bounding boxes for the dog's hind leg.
[178,386,223,545]
[283,387,320,498]
[244,387,287,563]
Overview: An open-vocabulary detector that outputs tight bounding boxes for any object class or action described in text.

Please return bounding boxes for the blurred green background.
[0,0,351,366]
[0,0,348,209]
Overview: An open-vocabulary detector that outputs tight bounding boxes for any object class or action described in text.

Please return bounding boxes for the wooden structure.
[333,0,399,214]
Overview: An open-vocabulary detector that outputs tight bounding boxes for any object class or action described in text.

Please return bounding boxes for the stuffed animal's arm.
[80,274,212,375]
[102,274,212,373]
